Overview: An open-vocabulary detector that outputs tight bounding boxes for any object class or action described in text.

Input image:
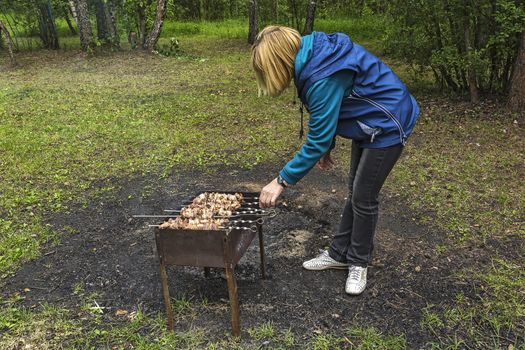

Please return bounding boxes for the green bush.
[383,0,525,94]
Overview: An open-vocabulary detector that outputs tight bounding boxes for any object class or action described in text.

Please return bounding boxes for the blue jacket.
[279,32,420,185]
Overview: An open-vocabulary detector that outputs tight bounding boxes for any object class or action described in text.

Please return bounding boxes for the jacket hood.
[294,32,355,102]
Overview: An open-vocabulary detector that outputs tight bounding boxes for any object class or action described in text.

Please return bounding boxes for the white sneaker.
[345,266,367,295]
[302,250,349,271]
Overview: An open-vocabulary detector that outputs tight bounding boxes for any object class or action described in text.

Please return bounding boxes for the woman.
[252,26,419,295]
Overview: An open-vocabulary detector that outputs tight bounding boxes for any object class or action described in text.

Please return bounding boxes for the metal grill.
[134,191,275,336]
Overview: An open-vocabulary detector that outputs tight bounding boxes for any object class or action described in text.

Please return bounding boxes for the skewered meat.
[159,192,243,230]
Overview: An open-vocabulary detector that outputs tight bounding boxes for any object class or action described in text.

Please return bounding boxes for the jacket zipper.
[347,90,408,145]
[370,130,378,143]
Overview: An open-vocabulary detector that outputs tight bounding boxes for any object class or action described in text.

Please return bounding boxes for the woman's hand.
[259,178,284,208]
[317,151,335,171]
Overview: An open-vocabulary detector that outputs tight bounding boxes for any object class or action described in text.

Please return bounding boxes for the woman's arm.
[259,72,353,208]
[279,74,349,185]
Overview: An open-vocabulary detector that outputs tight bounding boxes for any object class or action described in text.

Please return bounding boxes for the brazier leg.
[204,267,210,278]
[159,262,174,331]
[225,266,241,337]
[257,223,267,279]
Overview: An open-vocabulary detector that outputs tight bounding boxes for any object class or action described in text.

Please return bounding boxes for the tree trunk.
[248,0,258,45]
[69,0,77,20]
[137,1,152,49]
[105,0,119,48]
[95,0,109,41]
[138,6,146,48]
[73,0,95,51]
[430,4,460,91]
[47,2,60,49]
[303,1,316,35]
[289,0,298,30]
[502,52,515,91]
[38,2,60,50]
[38,7,49,47]
[508,30,525,113]
[0,20,16,65]
[463,0,479,103]
[444,0,463,90]
[128,31,138,49]
[95,0,119,47]
[144,0,167,51]
[488,0,497,91]
[198,0,203,20]
[63,7,77,35]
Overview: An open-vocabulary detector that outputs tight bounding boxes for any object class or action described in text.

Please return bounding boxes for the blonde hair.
[251,26,302,97]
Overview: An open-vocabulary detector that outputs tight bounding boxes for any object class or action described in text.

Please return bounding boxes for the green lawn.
[0,25,524,349]
[0,39,302,278]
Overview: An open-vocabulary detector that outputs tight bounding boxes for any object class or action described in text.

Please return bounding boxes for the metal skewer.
[224,226,258,232]
[162,207,261,214]
[148,224,258,232]
[137,207,276,219]
[239,202,260,206]
[161,208,275,215]
[230,218,264,225]
[180,201,261,207]
[182,198,259,202]
[214,209,277,219]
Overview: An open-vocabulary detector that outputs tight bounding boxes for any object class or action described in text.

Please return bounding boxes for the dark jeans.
[329,141,403,267]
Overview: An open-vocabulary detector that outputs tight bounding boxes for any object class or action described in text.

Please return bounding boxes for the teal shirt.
[279,34,354,185]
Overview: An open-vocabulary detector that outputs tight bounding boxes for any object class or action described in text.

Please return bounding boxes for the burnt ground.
[0,163,493,348]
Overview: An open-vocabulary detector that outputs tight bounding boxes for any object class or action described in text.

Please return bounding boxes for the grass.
[420,260,525,348]
[1,19,524,349]
[163,15,389,44]
[0,39,302,277]
[247,321,275,340]
[0,295,405,349]
[3,14,388,52]
[377,97,524,347]
[385,100,524,242]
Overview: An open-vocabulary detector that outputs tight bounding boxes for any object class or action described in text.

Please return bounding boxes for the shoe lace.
[348,267,362,281]
[317,250,329,259]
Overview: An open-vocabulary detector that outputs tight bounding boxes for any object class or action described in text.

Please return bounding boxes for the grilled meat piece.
[160,192,243,230]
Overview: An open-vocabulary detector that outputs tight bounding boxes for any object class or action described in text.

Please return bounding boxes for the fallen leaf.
[115,309,128,316]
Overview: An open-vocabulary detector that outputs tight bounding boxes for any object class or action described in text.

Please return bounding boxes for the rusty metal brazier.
[150,191,271,336]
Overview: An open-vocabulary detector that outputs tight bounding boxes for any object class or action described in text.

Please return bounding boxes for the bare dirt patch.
[0,164,503,348]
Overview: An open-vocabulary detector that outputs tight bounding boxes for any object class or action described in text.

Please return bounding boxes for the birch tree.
[248,0,258,44]
[72,0,94,51]
[508,30,525,112]
[144,0,168,51]
[0,19,15,65]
